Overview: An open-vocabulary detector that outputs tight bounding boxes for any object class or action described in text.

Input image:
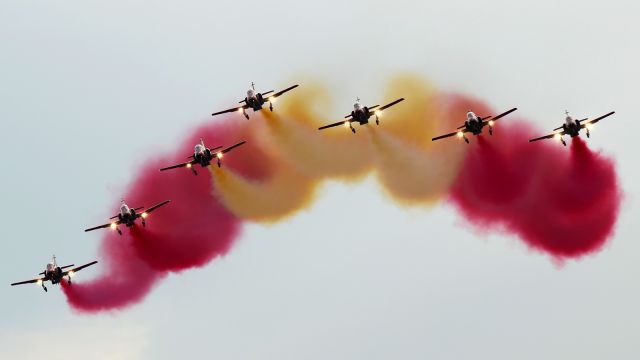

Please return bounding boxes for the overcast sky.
[1,1,639,359]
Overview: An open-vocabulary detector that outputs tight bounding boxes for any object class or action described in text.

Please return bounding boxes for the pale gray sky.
[1,1,639,359]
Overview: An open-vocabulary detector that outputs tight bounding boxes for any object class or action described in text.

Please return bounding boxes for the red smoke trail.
[62,232,164,313]
[449,118,621,260]
[124,123,252,272]
[63,121,249,312]
[126,162,239,272]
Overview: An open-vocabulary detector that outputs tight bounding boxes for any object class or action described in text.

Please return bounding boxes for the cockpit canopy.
[467,111,477,121]
[564,110,575,125]
[354,102,362,111]
[194,144,205,154]
[46,262,55,271]
[247,89,256,98]
[120,203,130,215]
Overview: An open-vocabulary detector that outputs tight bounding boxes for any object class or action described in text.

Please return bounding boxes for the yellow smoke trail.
[260,83,374,181]
[211,74,473,222]
[374,74,439,147]
[209,111,319,223]
[367,126,466,206]
[210,164,317,223]
[366,76,468,206]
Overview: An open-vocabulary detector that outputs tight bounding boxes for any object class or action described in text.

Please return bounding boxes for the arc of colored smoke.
[210,76,469,219]
[63,75,621,313]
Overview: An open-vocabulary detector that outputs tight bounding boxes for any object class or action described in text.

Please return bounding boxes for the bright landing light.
[36,279,43,286]
[141,212,148,219]
[586,124,594,130]
[554,133,562,140]
[344,121,350,128]
[68,270,75,278]
[269,97,276,103]
[488,120,494,126]
[110,222,117,229]
[217,152,223,159]
[375,110,382,116]
[457,131,464,138]
[237,108,244,113]
[187,163,192,168]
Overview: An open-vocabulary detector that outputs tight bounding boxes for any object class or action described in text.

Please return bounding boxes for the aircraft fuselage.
[563,121,582,137]
[38,266,70,291]
[464,119,485,135]
[194,149,214,167]
[118,210,139,227]
[43,267,63,284]
[351,108,373,125]
[245,93,266,111]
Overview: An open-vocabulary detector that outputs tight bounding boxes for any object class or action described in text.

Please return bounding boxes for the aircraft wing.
[268,84,299,99]
[160,160,196,171]
[319,120,349,130]
[529,132,564,142]
[581,111,615,127]
[432,130,465,141]
[143,200,171,214]
[259,90,274,98]
[376,98,405,112]
[212,104,249,117]
[219,141,247,154]
[85,220,120,232]
[11,277,45,286]
[489,107,518,121]
[63,261,98,276]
